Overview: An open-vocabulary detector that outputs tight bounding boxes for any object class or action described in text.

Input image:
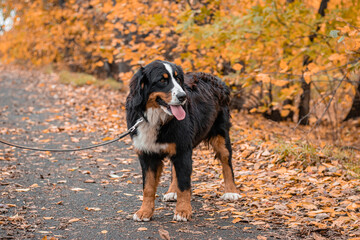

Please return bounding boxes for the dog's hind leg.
[133,154,164,222]
[210,134,241,201]
[163,164,178,202]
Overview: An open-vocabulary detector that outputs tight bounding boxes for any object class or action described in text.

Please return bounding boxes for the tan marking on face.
[174,71,178,76]
[166,165,178,194]
[163,73,168,78]
[135,164,163,220]
[210,136,238,193]
[146,92,172,109]
[175,189,192,220]
[162,143,176,156]
[141,82,144,89]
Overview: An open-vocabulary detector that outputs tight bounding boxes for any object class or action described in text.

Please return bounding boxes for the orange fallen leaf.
[102,137,113,141]
[159,228,170,240]
[68,218,80,223]
[85,207,101,211]
[257,236,267,240]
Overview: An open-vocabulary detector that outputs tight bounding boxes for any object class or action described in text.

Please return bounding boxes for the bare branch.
[307,71,348,133]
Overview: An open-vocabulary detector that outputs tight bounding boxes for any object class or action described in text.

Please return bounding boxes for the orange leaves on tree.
[256,74,271,83]
[0,0,359,121]
[303,72,312,84]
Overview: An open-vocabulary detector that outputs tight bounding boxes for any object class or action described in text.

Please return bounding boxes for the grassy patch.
[42,64,55,75]
[341,149,360,176]
[58,70,123,90]
[273,141,319,165]
[273,141,359,174]
[59,71,96,86]
[94,77,123,90]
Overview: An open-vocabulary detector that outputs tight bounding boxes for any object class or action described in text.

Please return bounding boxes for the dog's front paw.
[133,209,153,222]
[173,209,192,222]
[163,192,177,202]
[220,193,242,201]
[173,203,192,222]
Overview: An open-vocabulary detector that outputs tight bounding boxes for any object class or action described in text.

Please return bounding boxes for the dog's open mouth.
[156,97,186,121]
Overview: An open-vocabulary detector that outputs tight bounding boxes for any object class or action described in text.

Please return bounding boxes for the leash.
[0,117,144,152]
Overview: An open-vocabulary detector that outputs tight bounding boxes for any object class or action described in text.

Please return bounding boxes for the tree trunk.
[344,80,360,121]
[298,74,311,125]
[59,0,65,7]
[263,0,296,122]
[297,0,329,125]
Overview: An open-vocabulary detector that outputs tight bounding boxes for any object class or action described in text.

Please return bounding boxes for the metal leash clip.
[129,117,144,133]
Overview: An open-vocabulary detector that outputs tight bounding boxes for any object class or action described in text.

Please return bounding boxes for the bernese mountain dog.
[126,60,240,222]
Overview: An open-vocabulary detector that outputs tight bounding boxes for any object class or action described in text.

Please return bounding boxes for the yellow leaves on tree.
[0,0,359,119]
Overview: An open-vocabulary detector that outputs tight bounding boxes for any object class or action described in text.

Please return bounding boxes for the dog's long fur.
[126,60,240,222]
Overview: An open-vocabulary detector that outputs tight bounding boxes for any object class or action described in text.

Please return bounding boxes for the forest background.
[0,0,359,159]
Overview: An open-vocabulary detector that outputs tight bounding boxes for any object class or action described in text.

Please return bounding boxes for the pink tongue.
[170,105,186,120]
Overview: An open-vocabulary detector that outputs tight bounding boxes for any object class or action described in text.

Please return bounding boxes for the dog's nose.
[176,92,187,103]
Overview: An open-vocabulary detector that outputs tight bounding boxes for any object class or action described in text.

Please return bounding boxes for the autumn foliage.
[0,0,360,126]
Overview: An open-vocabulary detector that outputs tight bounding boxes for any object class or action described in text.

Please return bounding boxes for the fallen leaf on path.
[109,173,121,178]
[312,232,327,240]
[102,137,113,141]
[15,188,30,192]
[68,218,80,223]
[84,179,95,183]
[71,188,85,191]
[85,207,101,211]
[251,221,266,225]
[159,228,170,240]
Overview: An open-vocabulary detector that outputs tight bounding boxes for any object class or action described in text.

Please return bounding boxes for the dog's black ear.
[175,64,185,84]
[127,67,147,113]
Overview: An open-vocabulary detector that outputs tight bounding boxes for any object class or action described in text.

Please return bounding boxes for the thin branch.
[340,145,360,151]
[293,76,346,130]
[307,71,348,133]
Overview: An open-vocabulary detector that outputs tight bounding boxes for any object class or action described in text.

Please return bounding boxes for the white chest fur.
[132,108,170,154]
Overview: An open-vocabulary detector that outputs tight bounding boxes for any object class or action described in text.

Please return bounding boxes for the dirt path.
[0,66,351,240]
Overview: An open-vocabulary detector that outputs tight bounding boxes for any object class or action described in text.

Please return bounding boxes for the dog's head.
[126,60,187,121]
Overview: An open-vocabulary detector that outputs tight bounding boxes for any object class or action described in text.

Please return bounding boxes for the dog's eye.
[159,78,167,84]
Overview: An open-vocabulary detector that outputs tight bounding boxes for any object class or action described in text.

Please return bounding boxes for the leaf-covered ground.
[0,65,359,240]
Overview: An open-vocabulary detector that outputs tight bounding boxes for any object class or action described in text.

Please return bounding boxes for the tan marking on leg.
[163,165,178,202]
[135,164,163,221]
[174,189,192,221]
[146,92,172,109]
[163,143,176,156]
[210,136,238,193]
[167,165,178,193]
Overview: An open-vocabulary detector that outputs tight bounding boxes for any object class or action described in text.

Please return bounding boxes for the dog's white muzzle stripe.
[163,63,185,105]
